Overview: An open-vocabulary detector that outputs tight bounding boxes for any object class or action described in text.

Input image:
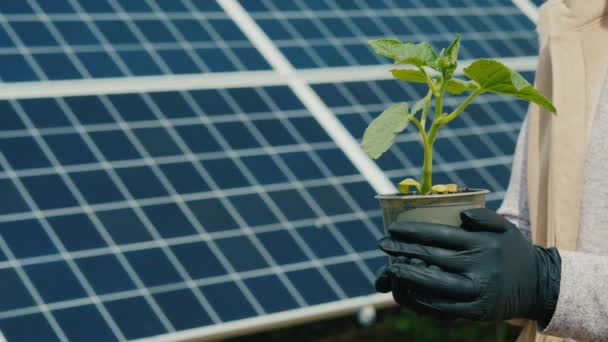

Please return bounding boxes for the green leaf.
[438,34,461,79]
[446,34,461,64]
[361,103,410,159]
[463,59,556,113]
[391,69,478,95]
[369,39,437,68]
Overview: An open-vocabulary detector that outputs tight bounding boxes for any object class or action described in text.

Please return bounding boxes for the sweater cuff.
[541,250,606,340]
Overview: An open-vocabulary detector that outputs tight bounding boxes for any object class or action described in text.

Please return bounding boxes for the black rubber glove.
[375,208,561,326]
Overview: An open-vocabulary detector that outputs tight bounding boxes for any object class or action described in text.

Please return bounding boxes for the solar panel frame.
[0,0,541,340]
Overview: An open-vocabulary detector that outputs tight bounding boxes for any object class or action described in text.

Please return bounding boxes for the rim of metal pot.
[375,189,489,200]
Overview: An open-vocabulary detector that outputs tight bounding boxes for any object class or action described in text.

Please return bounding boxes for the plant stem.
[441,89,483,125]
[420,122,441,194]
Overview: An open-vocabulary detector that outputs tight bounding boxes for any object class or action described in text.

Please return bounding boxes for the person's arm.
[496,116,531,240]
[542,250,608,340]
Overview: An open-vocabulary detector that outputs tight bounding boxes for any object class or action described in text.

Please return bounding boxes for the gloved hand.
[375,208,561,326]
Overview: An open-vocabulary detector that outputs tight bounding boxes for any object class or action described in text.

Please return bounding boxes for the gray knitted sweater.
[497,76,608,340]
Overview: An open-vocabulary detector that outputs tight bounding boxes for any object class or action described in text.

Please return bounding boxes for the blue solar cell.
[288,117,331,142]
[215,236,268,272]
[78,0,114,12]
[19,98,70,128]
[158,49,201,74]
[153,289,213,330]
[25,261,87,302]
[433,137,467,162]
[0,137,51,170]
[312,83,350,107]
[253,119,298,146]
[116,166,169,199]
[173,20,213,42]
[175,124,222,153]
[38,0,75,13]
[133,127,181,157]
[134,20,176,43]
[160,161,211,194]
[455,168,493,190]
[233,47,272,70]
[89,130,140,161]
[108,93,155,121]
[350,17,383,36]
[280,47,318,68]
[0,102,24,131]
[0,313,60,342]
[317,148,358,176]
[44,134,97,165]
[308,185,352,216]
[96,20,139,44]
[335,219,377,252]
[342,181,378,212]
[196,48,238,72]
[264,86,304,110]
[201,158,249,189]
[344,82,382,105]
[190,89,233,116]
[321,18,356,38]
[97,208,152,245]
[53,305,116,342]
[117,50,164,76]
[22,174,78,210]
[201,281,257,322]
[64,96,114,124]
[125,248,182,287]
[0,179,29,215]
[458,134,494,159]
[187,198,238,233]
[343,44,379,65]
[34,53,82,80]
[0,219,57,258]
[209,19,248,41]
[280,151,324,180]
[75,254,136,295]
[267,189,316,221]
[54,21,99,45]
[290,19,324,39]
[258,19,292,40]
[70,170,124,204]
[241,155,289,185]
[228,193,279,227]
[487,165,511,189]
[11,21,58,46]
[312,45,349,67]
[297,225,346,258]
[105,297,166,340]
[0,268,36,311]
[326,262,373,297]
[0,2,34,13]
[215,121,261,150]
[0,27,14,47]
[149,91,193,118]
[489,132,517,155]
[143,203,198,238]
[171,241,226,279]
[78,52,124,78]
[48,214,107,252]
[256,230,308,265]
[227,87,271,113]
[244,275,299,313]
[286,268,339,305]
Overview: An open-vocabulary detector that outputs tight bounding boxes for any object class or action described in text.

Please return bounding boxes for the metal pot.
[376,189,489,261]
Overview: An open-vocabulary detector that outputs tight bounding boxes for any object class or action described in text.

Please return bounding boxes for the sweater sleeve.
[497,117,532,240]
[542,250,608,340]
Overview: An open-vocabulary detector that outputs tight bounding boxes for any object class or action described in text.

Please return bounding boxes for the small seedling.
[361,34,556,195]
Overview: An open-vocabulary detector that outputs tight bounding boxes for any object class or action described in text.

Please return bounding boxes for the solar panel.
[0,0,270,82]
[0,85,391,341]
[241,0,536,69]
[0,0,540,340]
